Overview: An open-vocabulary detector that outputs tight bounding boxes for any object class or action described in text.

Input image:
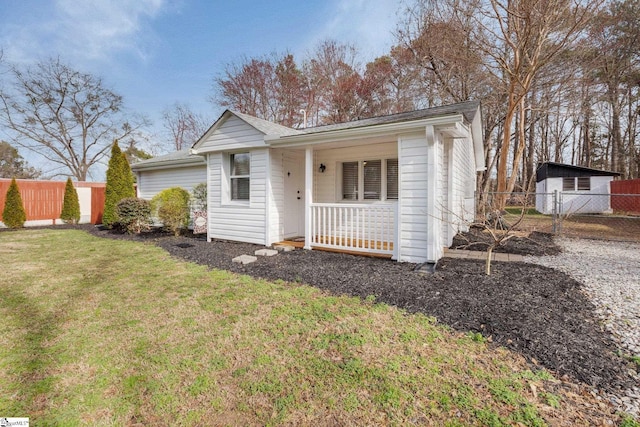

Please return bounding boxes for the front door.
[283,152,304,238]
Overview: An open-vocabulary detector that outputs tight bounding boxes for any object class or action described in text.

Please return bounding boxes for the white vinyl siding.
[136,165,207,200]
[398,134,430,263]
[208,149,269,244]
[452,136,476,226]
[197,115,267,152]
[268,149,284,244]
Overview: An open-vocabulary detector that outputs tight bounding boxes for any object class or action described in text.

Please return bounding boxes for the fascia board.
[131,158,206,172]
[265,114,466,147]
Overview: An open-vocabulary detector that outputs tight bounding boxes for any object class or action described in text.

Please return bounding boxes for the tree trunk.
[506,96,527,195]
[496,91,519,208]
[608,79,623,174]
[526,95,536,192]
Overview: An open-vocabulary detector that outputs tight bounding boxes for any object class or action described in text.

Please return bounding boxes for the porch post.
[304,147,313,250]
[425,125,443,262]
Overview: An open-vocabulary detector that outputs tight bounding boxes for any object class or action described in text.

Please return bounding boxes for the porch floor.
[276,238,393,259]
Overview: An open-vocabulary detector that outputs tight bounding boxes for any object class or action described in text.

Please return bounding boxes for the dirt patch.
[69,225,636,392]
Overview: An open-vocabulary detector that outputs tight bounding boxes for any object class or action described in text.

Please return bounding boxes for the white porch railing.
[310,203,396,255]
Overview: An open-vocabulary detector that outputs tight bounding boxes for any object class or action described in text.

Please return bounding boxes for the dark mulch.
[451,228,561,256]
[34,224,637,392]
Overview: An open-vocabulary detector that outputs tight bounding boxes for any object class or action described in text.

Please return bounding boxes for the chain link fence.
[476,191,640,242]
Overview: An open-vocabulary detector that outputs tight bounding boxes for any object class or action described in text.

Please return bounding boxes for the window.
[562,177,575,191]
[341,158,398,201]
[230,153,250,200]
[363,160,381,200]
[577,177,590,191]
[386,158,398,200]
[342,162,358,200]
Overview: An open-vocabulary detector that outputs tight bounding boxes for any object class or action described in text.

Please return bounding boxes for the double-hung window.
[342,158,398,201]
[230,153,250,200]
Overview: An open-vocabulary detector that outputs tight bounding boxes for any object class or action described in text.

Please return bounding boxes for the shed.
[535,162,620,214]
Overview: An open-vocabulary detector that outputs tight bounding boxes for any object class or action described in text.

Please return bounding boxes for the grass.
[0,229,629,425]
[504,207,542,216]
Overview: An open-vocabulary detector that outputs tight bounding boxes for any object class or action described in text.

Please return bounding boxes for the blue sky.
[0,0,400,160]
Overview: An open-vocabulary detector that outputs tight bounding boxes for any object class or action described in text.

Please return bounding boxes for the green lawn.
[0,229,626,426]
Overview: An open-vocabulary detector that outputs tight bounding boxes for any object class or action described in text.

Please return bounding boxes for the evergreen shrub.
[116,197,152,234]
[191,182,207,211]
[103,140,135,227]
[2,178,26,228]
[60,177,81,224]
[151,187,190,236]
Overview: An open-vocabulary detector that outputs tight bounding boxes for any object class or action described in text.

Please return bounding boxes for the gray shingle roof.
[297,100,480,135]
[231,110,301,136]
[130,148,205,170]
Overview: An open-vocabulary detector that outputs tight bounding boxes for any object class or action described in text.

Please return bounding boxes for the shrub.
[60,177,81,224]
[116,197,152,234]
[191,182,207,211]
[103,140,135,228]
[151,187,191,236]
[2,178,26,228]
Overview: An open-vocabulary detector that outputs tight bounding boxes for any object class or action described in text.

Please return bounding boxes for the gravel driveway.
[525,238,640,359]
[525,238,640,416]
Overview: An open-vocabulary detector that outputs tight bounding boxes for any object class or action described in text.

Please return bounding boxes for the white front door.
[283,152,304,238]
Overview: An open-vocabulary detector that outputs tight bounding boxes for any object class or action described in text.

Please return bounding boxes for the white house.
[131,148,207,200]
[535,162,620,215]
[135,101,484,266]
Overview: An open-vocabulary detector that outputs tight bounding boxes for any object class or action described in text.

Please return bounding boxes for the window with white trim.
[386,158,398,200]
[363,160,381,199]
[342,162,358,200]
[230,153,250,200]
[341,158,398,201]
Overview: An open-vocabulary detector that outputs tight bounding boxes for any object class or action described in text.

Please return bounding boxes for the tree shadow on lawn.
[83,225,636,393]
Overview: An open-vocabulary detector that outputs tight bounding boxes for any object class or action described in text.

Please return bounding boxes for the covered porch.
[278,203,396,258]
[275,137,399,259]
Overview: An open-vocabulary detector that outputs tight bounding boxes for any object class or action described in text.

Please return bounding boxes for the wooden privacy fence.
[611,179,640,213]
[0,179,106,225]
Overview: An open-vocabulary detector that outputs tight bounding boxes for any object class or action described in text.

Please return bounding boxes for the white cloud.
[1,0,167,65]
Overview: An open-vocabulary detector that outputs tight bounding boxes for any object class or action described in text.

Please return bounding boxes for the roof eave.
[265,114,469,147]
[131,157,206,172]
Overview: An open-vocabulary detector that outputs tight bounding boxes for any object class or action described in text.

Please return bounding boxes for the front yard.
[0,229,634,425]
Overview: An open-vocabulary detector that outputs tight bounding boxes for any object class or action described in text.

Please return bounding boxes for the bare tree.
[0,58,148,181]
[586,0,640,177]
[213,54,279,122]
[161,102,210,151]
[475,0,603,206]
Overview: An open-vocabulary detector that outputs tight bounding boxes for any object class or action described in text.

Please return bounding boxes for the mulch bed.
[30,224,637,392]
[451,227,561,256]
